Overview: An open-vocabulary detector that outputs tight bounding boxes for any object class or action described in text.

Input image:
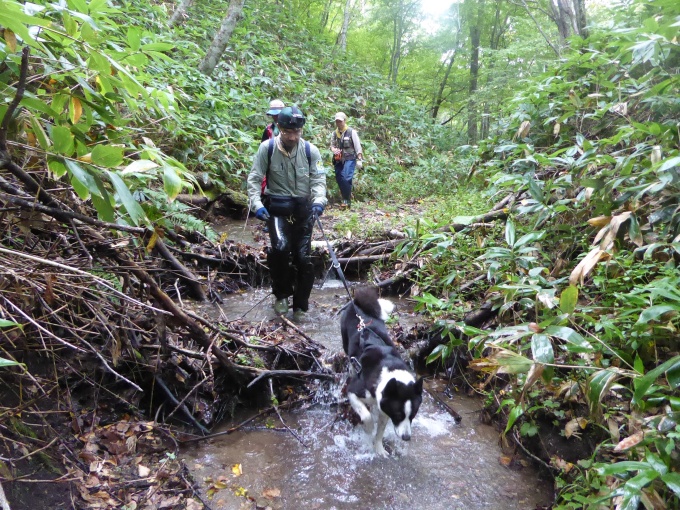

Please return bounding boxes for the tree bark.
[198,0,246,76]
[168,0,194,27]
[335,0,353,51]
[466,0,485,144]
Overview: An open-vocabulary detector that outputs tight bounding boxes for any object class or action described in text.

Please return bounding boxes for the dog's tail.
[353,286,395,320]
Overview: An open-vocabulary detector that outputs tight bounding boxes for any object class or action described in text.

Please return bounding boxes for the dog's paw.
[357,408,372,424]
[374,442,389,458]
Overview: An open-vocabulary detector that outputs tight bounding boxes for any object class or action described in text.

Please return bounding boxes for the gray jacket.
[247,137,327,213]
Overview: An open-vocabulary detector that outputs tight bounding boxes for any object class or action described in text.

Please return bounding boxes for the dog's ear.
[383,378,399,397]
[414,377,424,395]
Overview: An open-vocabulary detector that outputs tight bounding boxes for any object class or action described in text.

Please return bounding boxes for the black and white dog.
[341,286,423,457]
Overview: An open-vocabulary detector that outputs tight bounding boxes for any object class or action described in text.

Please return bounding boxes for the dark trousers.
[266,214,315,311]
[334,159,356,201]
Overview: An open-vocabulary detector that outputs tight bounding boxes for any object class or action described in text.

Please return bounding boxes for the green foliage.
[0,320,23,368]
[0,0,196,229]
[404,0,680,506]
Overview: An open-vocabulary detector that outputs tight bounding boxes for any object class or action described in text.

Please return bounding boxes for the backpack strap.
[265,137,275,182]
[305,140,311,167]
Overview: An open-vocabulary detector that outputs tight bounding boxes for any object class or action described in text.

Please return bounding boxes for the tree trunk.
[335,0,353,51]
[573,0,588,38]
[467,0,485,144]
[431,7,462,120]
[388,15,403,83]
[168,0,194,27]
[320,0,333,30]
[549,0,588,43]
[198,0,246,76]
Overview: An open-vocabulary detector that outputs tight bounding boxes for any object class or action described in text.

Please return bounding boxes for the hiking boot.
[293,309,307,322]
[342,199,351,209]
[274,298,288,315]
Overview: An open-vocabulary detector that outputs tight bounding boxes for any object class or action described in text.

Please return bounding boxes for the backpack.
[261,138,311,196]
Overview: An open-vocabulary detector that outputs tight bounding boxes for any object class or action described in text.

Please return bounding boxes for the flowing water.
[181,281,554,510]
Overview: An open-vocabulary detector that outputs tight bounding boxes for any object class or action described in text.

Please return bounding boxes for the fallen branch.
[154,238,206,301]
[247,369,335,389]
[154,375,209,435]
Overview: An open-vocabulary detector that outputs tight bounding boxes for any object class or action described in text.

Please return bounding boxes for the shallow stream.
[181,279,554,510]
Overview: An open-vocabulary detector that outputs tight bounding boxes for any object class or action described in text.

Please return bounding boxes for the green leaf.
[505,218,516,247]
[543,326,593,352]
[634,354,644,375]
[495,349,532,374]
[48,158,68,179]
[127,27,141,51]
[163,164,182,202]
[514,231,544,248]
[661,472,680,496]
[91,145,124,168]
[636,305,678,324]
[51,126,75,156]
[65,159,100,200]
[20,96,59,118]
[120,160,160,175]
[0,319,21,329]
[27,113,50,150]
[618,486,641,510]
[587,369,620,416]
[0,357,22,368]
[504,404,524,434]
[559,285,578,315]
[106,171,147,226]
[632,355,680,408]
[596,461,649,475]
[531,334,554,382]
[90,192,115,223]
[141,42,176,52]
[426,344,445,365]
[625,468,660,491]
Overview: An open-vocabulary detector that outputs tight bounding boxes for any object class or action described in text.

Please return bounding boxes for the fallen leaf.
[231,463,243,476]
[262,487,281,498]
[613,430,644,451]
[137,464,151,477]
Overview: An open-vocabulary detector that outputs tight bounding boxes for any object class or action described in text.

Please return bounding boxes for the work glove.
[311,204,324,217]
[356,160,363,169]
[255,207,270,221]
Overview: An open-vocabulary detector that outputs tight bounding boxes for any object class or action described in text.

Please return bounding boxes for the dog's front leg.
[373,412,389,458]
[348,392,372,424]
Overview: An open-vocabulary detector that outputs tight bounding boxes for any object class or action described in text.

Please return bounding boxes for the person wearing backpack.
[247,106,327,320]
[260,100,285,231]
[262,99,285,142]
[329,112,363,208]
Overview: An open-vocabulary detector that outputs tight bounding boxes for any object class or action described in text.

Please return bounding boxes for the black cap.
[277,106,306,129]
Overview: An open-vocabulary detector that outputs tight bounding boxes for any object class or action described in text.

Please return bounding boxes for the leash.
[313,214,369,375]
[313,214,354,302]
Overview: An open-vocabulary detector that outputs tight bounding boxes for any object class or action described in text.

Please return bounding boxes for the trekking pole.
[313,215,353,302]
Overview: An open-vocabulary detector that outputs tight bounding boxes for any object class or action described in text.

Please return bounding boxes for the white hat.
[267,99,285,115]
[334,112,347,121]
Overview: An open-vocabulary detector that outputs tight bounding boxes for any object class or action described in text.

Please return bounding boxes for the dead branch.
[154,238,207,301]
[247,369,335,389]
[154,375,209,434]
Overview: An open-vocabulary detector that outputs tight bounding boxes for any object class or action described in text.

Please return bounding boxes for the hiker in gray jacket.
[247,106,327,320]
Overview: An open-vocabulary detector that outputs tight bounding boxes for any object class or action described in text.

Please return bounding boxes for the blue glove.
[255,207,270,221]
[311,204,324,217]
